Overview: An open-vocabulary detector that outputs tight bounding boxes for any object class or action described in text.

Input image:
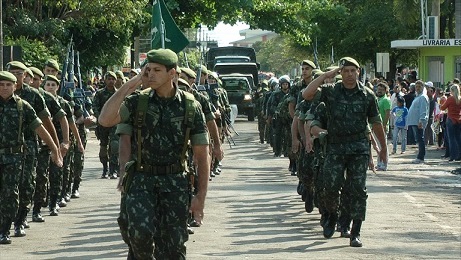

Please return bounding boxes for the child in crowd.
[392,96,409,154]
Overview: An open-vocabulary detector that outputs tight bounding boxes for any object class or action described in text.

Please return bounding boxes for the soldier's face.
[31,76,42,89]
[302,65,312,81]
[8,70,25,86]
[44,66,58,76]
[340,66,359,89]
[0,80,16,100]
[144,63,175,90]
[44,80,59,95]
[105,76,116,87]
[24,74,33,85]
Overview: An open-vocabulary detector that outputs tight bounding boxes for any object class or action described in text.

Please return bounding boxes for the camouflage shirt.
[93,87,116,118]
[53,96,75,142]
[119,87,209,165]
[14,84,50,143]
[191,88,214,122]
[317,81,381,154]
[0,95,42,163]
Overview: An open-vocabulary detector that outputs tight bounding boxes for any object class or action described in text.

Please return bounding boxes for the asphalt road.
[1,117,460,260]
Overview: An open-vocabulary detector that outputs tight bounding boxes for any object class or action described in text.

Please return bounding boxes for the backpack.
[134,88,196,171]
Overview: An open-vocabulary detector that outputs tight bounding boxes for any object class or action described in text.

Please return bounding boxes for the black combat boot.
[101,162,109,179]
[13,209,26,237]
[291,160,297,176]
[0,222,12,244]
[323,212,338,238]
[350,219,363,247]
[49,195,59,216]
[71,181,80,198]
[304,189,314,213]
[339,215,351,238]
[32,204,45,222]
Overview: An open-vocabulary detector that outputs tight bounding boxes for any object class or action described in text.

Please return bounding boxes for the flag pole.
[158,0,165,48]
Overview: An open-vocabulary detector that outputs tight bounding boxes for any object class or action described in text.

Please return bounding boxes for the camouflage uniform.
[13,83,50,230]
[34,89,65,216]
[267,89,289,156]
[70,98,93,196]
[316,81,381,236]
[93,87,119,177]
[62,102,84,200]
[118,88,209,259]
[0,95,42,241]
[254,91,266,143]
[48,95,74,213]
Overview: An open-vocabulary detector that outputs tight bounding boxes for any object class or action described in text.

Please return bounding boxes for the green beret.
[181,67,196,79]
[105,71,117,79]
[146,48,178,67]
[29,67,44,78]
[7,61,28,71]
[198,65,208,75]
[178,78,190,88]
[339,57,360,68]
[116,71,124,79]
[209,71,219,81]
[45,59,60,70]
[44,75,60,85]
[0,71,17,82]
[25,67,34,77]
[326,65,339,71]
[302,59,317,69]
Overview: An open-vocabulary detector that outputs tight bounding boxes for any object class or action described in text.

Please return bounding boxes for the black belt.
[0,146,23,154]
[138,164,184,175]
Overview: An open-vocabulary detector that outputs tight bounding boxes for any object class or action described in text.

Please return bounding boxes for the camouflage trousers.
[71,128,86,191]
[49,159,63,200]
[18,142,39,211]
[322,153,369,220]
[34,148,50,208]
[61,142,75,197]
[98,125,119,173]
[0,158,23,231]
[297,150,315,191]
[122,173,189,260]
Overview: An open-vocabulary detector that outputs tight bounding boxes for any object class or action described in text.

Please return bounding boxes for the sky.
[205,22,250,47]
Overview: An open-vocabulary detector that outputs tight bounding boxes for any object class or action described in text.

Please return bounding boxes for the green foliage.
[4,36,58,68]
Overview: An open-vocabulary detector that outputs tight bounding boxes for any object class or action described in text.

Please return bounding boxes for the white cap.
[425,81,434,88]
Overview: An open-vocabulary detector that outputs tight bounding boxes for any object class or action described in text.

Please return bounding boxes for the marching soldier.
[93,72,119,179]
[302,57,387,247]
[6,61,62,235]
[0,71,62,244]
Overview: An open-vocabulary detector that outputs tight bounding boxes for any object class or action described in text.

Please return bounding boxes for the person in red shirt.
[440,84,461,161]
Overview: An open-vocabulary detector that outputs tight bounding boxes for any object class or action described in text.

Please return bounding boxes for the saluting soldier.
[302,57,387,247]
[0,71,62,244]
[99,49,210,259]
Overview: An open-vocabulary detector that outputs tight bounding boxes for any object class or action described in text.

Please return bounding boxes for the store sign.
[422,39,461,46]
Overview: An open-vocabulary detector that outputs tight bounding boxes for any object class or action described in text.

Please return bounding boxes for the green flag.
[151,0,189,53]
